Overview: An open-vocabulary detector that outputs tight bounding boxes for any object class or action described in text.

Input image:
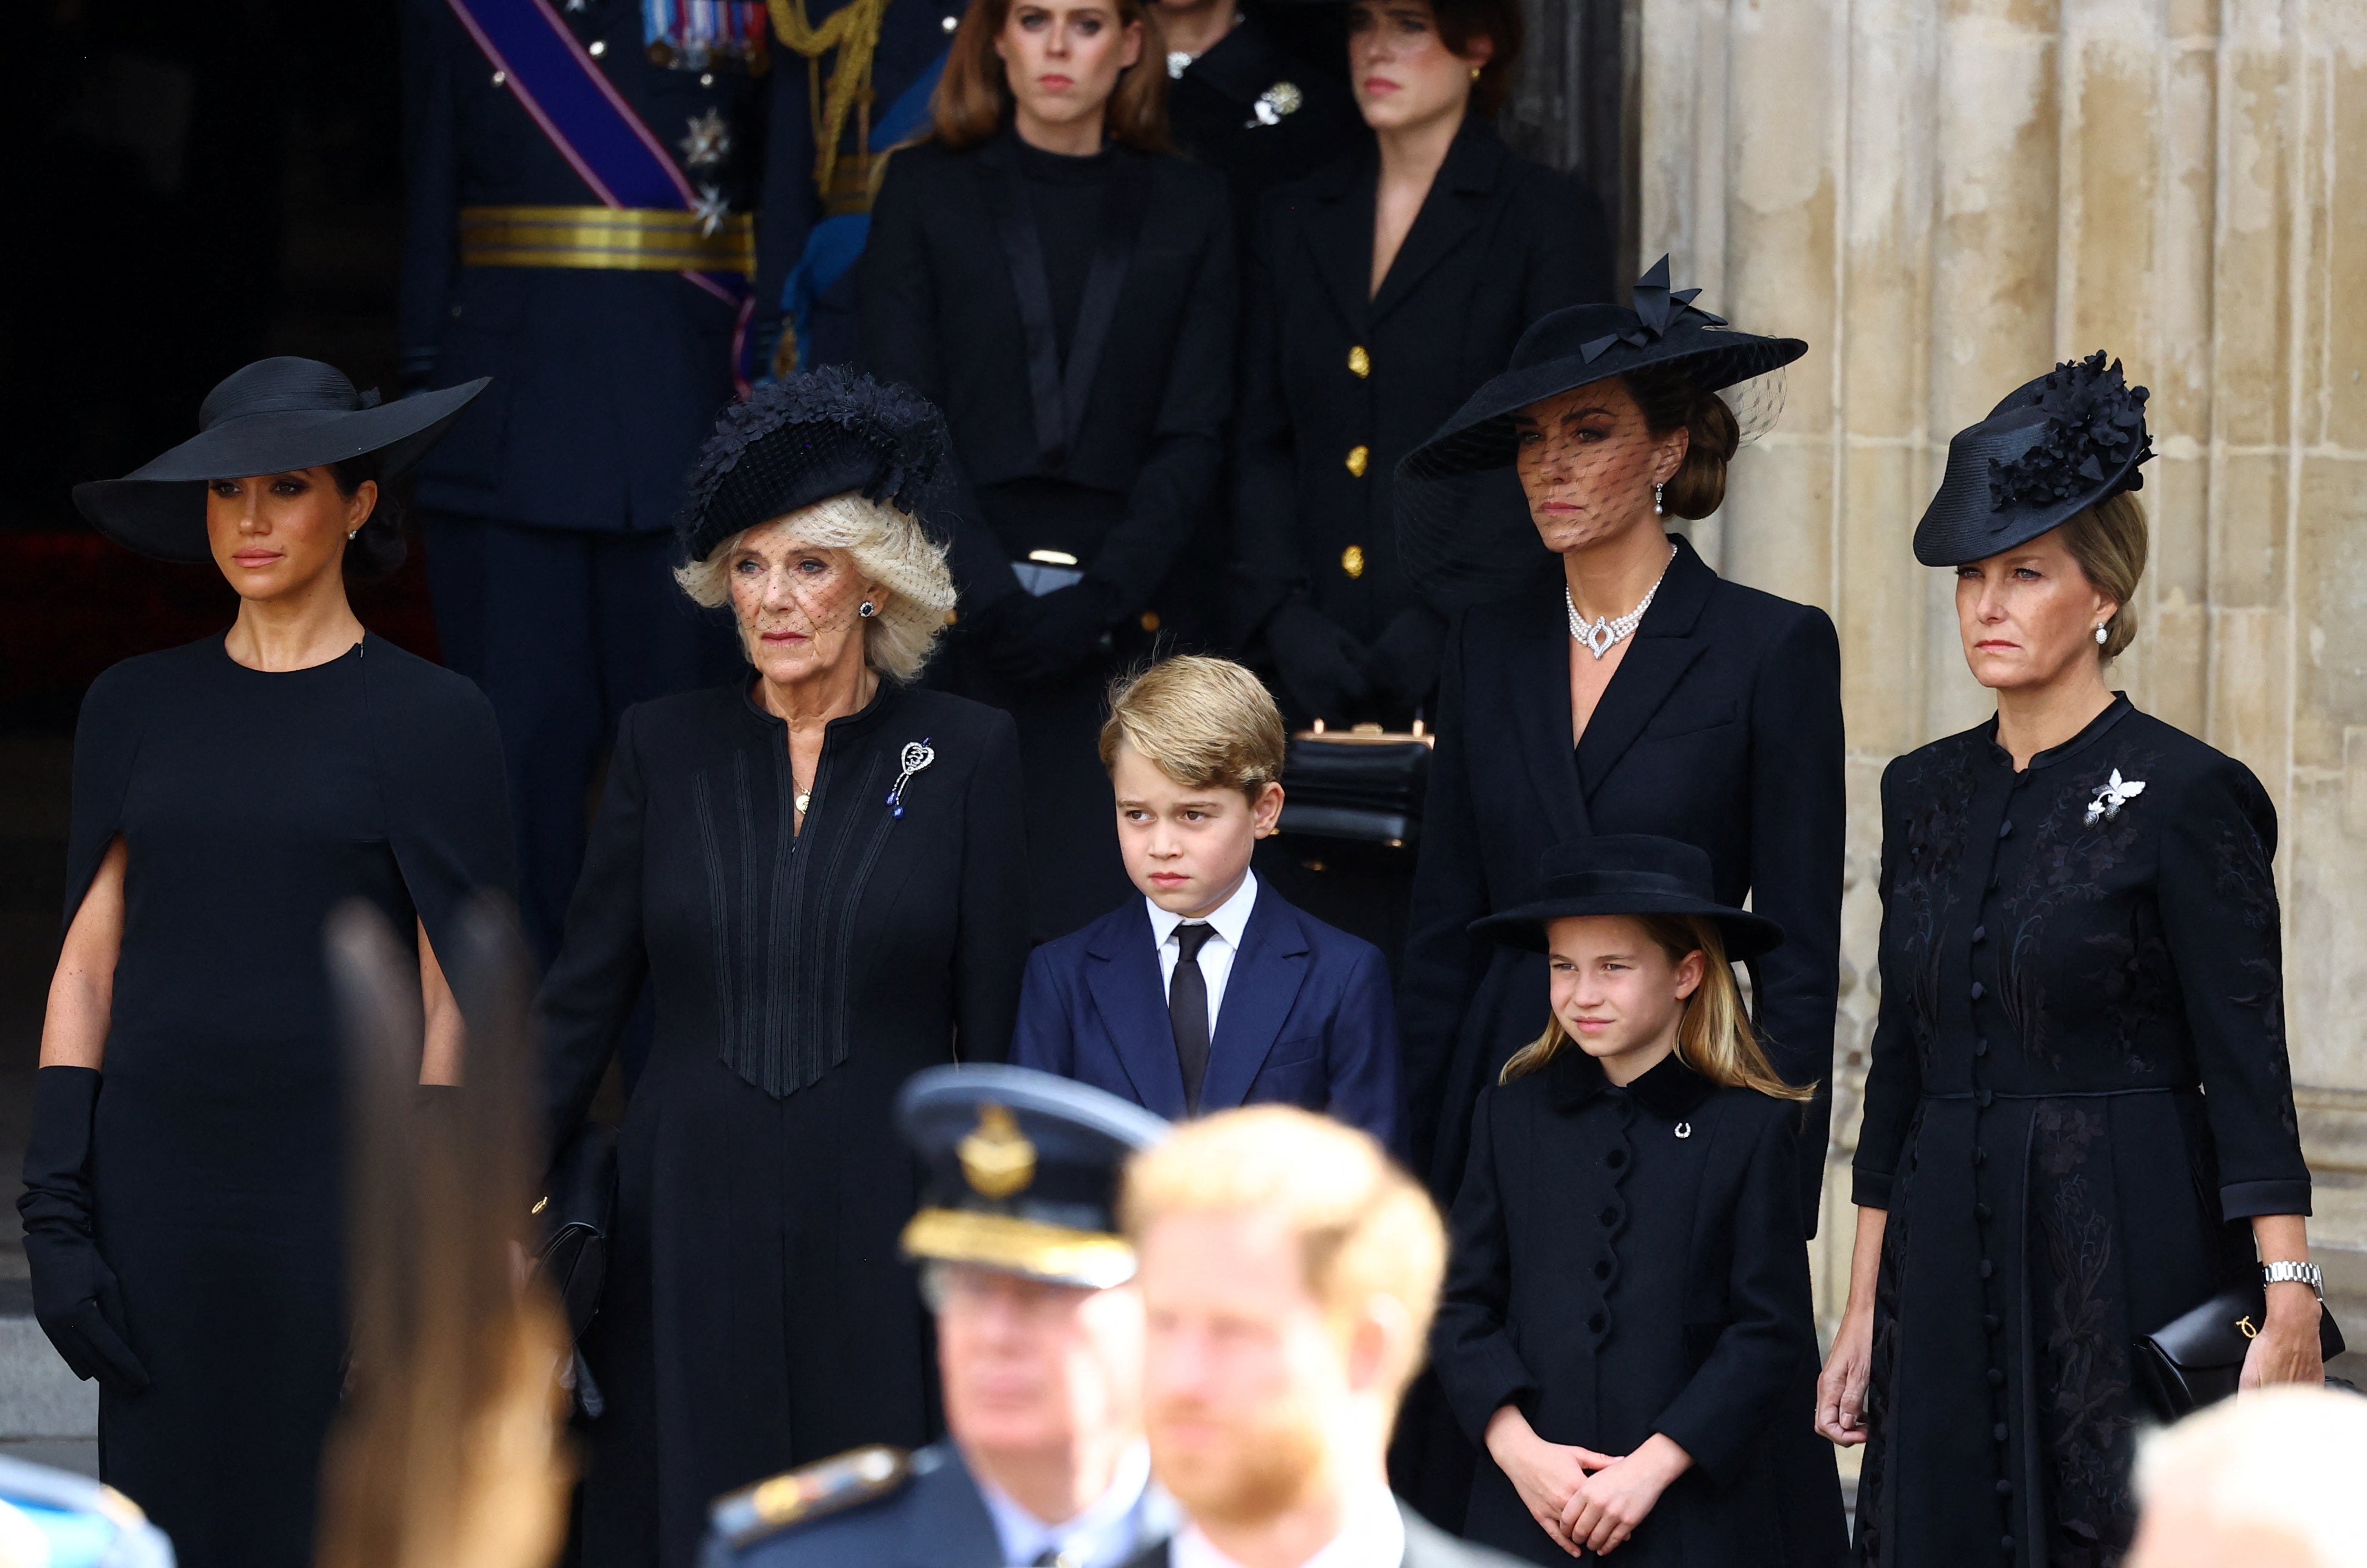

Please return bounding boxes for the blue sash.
[445,0,755,378]
[780,48,947,368]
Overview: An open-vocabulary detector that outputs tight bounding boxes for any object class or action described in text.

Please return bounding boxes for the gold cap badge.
[958,1104,1037,1199]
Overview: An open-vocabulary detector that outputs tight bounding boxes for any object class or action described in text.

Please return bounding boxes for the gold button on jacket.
[1347,345,1370,378]
[1341,545,1366,579]
[1345,444,1369,477]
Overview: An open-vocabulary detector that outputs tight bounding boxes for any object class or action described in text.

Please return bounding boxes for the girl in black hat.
[1433,834,1846,1567]
[538,369,1031,1568]
[28,358,509,1568]
[1818,355,2322,1568]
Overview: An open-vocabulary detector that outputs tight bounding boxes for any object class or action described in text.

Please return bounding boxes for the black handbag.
[533,1122,618,1419]
[2135,1281,2348,1420]
[1277,723,1434,848]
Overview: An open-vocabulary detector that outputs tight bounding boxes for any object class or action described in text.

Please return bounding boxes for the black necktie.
[1169,923,1216,1113]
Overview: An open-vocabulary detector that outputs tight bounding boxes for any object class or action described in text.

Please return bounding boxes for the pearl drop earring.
[1653,481,1664,517]
[347,529,360,541]
[2095,623,2109,645]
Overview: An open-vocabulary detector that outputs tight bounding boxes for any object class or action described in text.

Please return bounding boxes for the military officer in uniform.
[704,1066,1177,1568]
[399,0,760,962]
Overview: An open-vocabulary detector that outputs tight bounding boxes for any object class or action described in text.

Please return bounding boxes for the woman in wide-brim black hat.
[27,357,511,1568]
[1821,353,2323,1568]
[537,367,1031,1568]
[1433,834,1844,1567]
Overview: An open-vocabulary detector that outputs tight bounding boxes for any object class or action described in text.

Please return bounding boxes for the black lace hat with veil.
[1394,258,1807,609]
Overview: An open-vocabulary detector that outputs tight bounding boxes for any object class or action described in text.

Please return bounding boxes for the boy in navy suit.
[1012,658,1402,1144]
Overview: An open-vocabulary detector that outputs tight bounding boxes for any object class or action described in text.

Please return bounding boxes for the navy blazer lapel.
[1370,122,1501,322]
[1198,894,1313,1112]
[1084,907,1191,1118]
[1505,584,1592,841]
[1573,537,1718,798]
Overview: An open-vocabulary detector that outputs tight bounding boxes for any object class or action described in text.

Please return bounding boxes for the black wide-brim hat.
[1402,256,1808,481]
[1469,833,1784,961]
[897,1064,1170,1290]
[677,366,953,563]
[1913,351,2155,567]
[71,357,488,564]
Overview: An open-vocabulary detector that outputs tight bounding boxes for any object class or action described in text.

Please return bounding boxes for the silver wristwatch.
[2261,1260,2324,1300]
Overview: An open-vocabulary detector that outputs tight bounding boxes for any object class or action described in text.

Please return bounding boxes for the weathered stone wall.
[1628,0,2367,1345]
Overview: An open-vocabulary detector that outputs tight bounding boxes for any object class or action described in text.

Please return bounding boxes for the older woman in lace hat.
[539,367,1030,1568]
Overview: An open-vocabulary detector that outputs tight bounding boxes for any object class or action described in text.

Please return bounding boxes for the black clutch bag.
[1277,723,1434,848]
[2136,1282,2348,1420]
[533,1122,618,1419]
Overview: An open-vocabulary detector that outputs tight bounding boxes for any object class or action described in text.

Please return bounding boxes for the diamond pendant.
[1574,616,1617,658]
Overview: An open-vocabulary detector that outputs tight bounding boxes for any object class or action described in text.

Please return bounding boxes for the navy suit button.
[1592,1259,1612,1281]
[1977,1089,1995,1108]
[1605,1149,1627,1169]
[1587,1312,1607,1333]
[1970,980,1986,1000]
[1997,1481,2013,1497]
[1973,1147,1988,1166]
[2000,1536,2015,1554]
[1998,819,2014,839]
[1972,924,1987,943]
[1980,1260,1994,1279]
[1983,1313,2002,1333]
[1975,1037,1990,1057]
[1987,1368,2005,1387]
[1599,1206,1619,1228]
[1976,1203,1993,1222]
[1993,1423,2009,1442]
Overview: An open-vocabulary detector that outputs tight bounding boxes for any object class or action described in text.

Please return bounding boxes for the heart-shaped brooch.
[886,739,936,819]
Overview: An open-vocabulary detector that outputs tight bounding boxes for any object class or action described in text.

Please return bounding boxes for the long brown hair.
[930,0,1171,152]
[1500,913,1811,1100]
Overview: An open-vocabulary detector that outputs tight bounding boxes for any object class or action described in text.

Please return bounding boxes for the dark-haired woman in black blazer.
[1397,268,1840,1219]
[859,0,1235,939]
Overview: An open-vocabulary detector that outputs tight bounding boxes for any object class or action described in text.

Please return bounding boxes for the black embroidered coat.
[1434,1052,1848,1568]
[539,680,1028,1568]
[1851,697,2310,1568]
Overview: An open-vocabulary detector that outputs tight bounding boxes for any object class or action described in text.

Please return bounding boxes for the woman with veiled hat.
[1817,355,2322,1567]
[28,359,510,1568]
[538,367,1030,1568]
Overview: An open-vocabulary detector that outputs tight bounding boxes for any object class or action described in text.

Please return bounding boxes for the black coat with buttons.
[1435,1049,1848,1568]
[399,0,764,530]
[1850,697,2311,1568]
[1232,116,1612,718]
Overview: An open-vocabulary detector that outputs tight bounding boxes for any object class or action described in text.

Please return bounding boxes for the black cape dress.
[1851,696,2312,1568]
[60,633,514,1568]
[540,678,1029,1568]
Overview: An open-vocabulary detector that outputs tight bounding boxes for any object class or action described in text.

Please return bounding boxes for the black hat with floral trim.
[1913,351,2156,567]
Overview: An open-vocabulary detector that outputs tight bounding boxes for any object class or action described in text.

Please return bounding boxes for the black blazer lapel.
[1573,537,1718,798]
[1504,584,1592,839]
[1369,122,1503,322]
[1085,908,1191,1118]
[1298,157,1374,340]
[1199,894,1313,1111]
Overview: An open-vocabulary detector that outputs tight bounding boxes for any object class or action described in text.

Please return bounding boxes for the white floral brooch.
[2085,768,2146,824]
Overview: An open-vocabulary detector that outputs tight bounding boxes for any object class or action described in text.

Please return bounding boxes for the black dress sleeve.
[1085,175,1237,615]
[1852,758,1919,1211]
[61,659,148,935]
[1650,1099,1815,1485]
[1431,1087,1538,1440]
[2154,753,2310,1219]
[539,703,653,1144]
[375,663,518,975]
[1397,615,1493,1178]
[949,708,1029,1064]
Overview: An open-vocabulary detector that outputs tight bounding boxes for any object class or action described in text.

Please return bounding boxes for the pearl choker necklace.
[1565,546,1678,659]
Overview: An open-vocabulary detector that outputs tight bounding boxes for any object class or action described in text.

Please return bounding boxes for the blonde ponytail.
[1500,914,1812,1101]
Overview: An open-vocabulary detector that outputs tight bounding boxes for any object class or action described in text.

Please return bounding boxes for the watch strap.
[2261,1260,2324,1298]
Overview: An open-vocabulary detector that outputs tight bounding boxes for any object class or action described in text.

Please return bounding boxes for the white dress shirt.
[976,1443,1168,1568]
[1145,872,1260,1036]
[1170,1487,1405,1568]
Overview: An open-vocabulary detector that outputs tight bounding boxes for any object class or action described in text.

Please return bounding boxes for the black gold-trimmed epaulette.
[709,1445,912,1551]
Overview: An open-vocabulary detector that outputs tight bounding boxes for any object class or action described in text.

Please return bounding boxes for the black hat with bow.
[1401,256,1808,481]
[676,366,952,564]
[1468,834,1785,961]
[71,357,488,563]
[1913,352,2155,567]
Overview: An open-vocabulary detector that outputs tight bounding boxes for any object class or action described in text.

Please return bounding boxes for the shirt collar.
[1145,870,1260,953]
[1546,1045,1715,1121]
[1172,1488,1404,1568]
[975,1443,1156,1568]
[1983,691,2134,772]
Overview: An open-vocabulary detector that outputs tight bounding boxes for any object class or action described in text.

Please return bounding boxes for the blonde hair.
[1500,913,1811,1100]
[1100,655,1287,803]
[1120,1107,1445,1393]
[2057,490,2150,661]
[673,491,957,683]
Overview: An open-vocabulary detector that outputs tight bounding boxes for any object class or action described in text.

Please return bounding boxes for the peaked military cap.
[896,1065,1168,1290]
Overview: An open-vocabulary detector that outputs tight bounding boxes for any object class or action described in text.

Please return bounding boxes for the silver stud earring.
[1653,481,1665,516]
[347,529,360,541]
[858,600,878,619]
[2095,623,2109,645]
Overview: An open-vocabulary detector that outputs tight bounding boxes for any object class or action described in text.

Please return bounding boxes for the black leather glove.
[1266,600,1372,725]
[1361,606,1449,716]
[18,1066,148,1395]
[987,580,1123,686]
